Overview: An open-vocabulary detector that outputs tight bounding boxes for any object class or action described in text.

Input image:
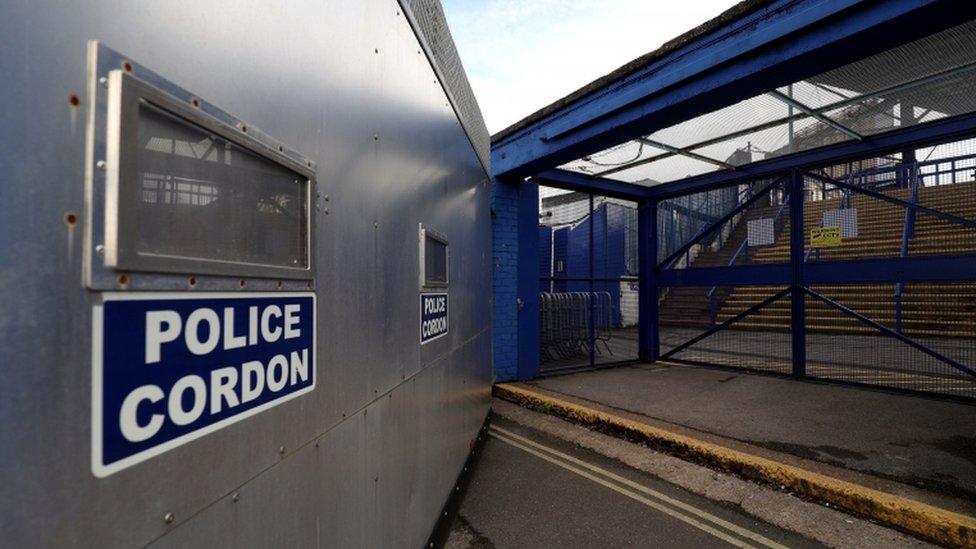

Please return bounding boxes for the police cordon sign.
[420,292,448,344]
[92,292,315,477]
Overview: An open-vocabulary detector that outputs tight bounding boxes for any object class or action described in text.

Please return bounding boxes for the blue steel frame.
[526,116,976,384]
[497,2,976,386]
[493,0,976,179]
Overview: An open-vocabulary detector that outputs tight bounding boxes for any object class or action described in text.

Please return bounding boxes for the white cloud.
[442,0,742,134]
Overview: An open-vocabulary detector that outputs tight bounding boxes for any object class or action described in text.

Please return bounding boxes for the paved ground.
[527,362,976,512]
[447,416,821,549]
[540,328,638,372]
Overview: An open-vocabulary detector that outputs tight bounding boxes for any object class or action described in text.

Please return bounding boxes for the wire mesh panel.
[593,196,639,365]
[539,186,591,370]
[658,178,791,270]
[659,285,792,374]
[802,146,976,264]
[538,188,641,371]
[805,284,976,399]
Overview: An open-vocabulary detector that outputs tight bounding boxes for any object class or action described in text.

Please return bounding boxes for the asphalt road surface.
[448,417,822,549]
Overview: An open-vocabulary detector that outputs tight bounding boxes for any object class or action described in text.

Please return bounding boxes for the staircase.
[658,196,785,330]
[719,180,976,338]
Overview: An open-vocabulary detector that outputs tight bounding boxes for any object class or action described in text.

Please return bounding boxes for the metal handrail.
[894,162,921,333]
[706,191,790,326]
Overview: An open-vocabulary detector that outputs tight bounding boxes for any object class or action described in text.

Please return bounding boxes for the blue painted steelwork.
[535,169,648,201]
[805,288,976,380]
[490,2,976,391]
[706,188,791,327]
[660,288,792,361]
[805,171,976,231]
[493,0,976,178]
[639,198,658,361]
[659,176,787,270]
[517,180,541,380]
[647,111,976,200]
[789,170,806,378]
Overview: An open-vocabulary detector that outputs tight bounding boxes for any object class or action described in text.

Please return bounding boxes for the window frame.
[419,223,449,289]
[104,69,316,280]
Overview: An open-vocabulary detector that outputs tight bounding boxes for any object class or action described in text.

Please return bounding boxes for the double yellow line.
[488,425,788,549]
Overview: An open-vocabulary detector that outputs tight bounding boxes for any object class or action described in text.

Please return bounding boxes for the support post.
[588,194,596,368]
[790,170,806,378]
[516,180,540,380]
[638,198,659,361]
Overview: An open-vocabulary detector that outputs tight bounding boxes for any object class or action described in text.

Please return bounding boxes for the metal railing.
[539,291,614,362]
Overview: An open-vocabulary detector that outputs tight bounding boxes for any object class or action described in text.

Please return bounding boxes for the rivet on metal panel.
[187,276,196,287]
[237,123,248,133]
[67,93,80,107]
[323,195,329,202]
[117,274,129,286]
[96,160,106,170]
[278,446,285,456]
[324,207,330,215]
[232,493,240,503]
[122,61,133,73]
[373,221,379,229]
[373,133,379,141]
[95,244,104,256]
[163,512,174,524]
[277,145,284,153]
[63,212,77,226]
[238,279,246,288]
[98,77,108,88]
[190,97,200,108]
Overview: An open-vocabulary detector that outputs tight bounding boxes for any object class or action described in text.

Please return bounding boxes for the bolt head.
[164,512,174,524]
[96,160,106,170]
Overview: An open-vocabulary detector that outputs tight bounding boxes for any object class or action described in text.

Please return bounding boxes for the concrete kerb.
[494,382,976,548]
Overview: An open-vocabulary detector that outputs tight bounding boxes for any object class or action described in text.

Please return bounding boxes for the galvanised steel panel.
[0,0,491,546]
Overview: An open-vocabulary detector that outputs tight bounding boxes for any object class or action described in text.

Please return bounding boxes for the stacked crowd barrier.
[539,291,614,363]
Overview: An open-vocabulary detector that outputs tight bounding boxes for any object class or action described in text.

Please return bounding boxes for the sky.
[441,0,742,135]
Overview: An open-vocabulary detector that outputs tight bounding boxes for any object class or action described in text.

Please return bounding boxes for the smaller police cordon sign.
[92,292,315,477]
[420,293,448,344]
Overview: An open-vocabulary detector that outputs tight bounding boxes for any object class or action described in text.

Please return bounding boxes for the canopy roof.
[490,0,976,191]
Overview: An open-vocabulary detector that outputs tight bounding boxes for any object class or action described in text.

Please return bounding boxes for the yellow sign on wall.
[810,226,842,248]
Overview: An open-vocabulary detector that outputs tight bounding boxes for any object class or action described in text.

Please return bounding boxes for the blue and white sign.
[420,292,448,344]
[92,292,315,477]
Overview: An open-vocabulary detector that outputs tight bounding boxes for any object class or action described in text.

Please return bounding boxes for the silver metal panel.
[0,0,491,546]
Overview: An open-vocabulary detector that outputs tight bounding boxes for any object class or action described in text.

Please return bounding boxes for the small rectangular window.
[105,70,314,279]
[419,224,448,288]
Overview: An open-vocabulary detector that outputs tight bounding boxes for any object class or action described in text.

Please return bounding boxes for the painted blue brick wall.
[491,178,519,381]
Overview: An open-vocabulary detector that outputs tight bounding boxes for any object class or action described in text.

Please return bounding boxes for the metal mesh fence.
[538,187,639,371]
[658,178,791,270]
[804,284,976,399]
[659,285,793,375]
[400,0,490,171]
[802,139,976,264]
[557,19,976,187]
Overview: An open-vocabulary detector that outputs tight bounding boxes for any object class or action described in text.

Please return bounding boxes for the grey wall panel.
[0,0,491,546]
